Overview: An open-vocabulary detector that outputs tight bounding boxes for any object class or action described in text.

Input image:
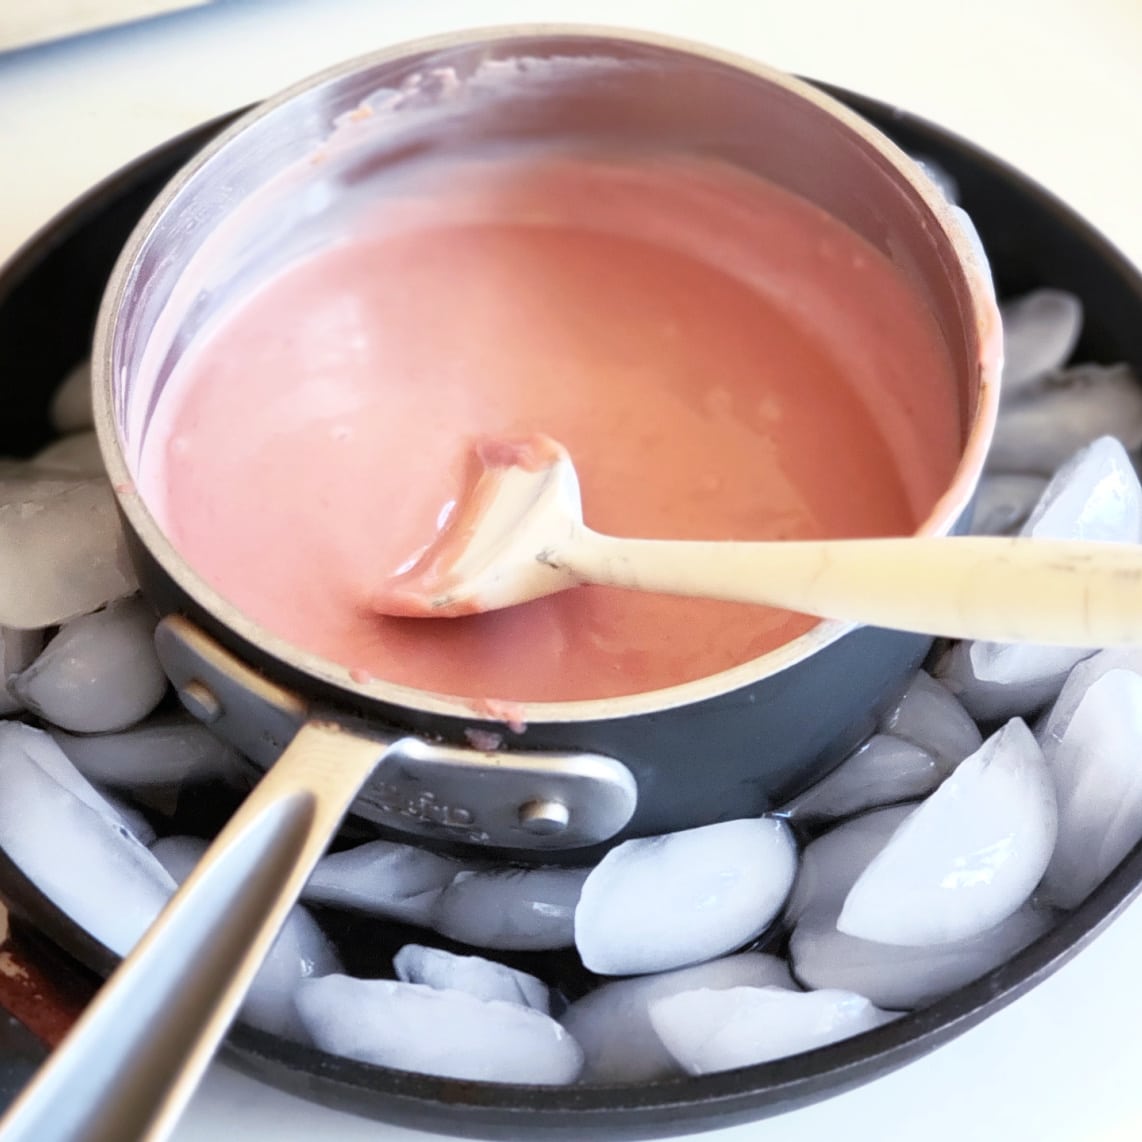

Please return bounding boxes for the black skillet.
[0,84,1139,1139]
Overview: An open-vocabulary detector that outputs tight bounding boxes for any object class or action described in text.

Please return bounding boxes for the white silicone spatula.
[370,434,1142,647]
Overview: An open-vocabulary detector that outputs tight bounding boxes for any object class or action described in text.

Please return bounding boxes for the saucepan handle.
[0,612,641,1142]
[154,615,640,853]
[0,720,390,1142]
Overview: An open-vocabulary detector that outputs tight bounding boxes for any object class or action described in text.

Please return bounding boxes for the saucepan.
[103,24,999,854]
[0,26,1000,1141]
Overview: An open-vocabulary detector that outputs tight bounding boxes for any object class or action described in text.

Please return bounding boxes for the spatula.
[370,434,1142,647]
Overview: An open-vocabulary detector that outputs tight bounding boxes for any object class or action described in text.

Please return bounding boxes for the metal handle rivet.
[179,678,223,724]
[517,798,571,835]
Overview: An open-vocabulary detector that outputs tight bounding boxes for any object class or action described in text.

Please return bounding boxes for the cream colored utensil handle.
[566,533,1142,646]
[0,721,387,1142]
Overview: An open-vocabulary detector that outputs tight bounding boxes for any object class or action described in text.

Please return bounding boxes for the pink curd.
[140,150,962,704]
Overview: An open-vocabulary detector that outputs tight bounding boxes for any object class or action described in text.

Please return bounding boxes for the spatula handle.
[570,534,1142,646]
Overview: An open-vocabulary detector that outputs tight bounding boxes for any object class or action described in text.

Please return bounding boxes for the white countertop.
[2,2,1141,1140]
[0,0,208,52]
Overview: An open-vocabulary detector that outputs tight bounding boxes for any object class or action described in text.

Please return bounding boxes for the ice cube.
[50,361,93,433]
[98,790,156,847]
[303,840,471,928]
[649,986,898,1075]
[433,865,588,952]
[12,595,167,733]
[878,671,982,769]
[295,975,583,1084]
[0,472,137,629]
[837,720,1057,946]
[151,834,342,1041]
[970,474,1049,536]
[561,952,795,1084]
[242,906,341,1041]
[393,944,549,1013]
[49,713,243,788]
[33,432,104,476]
[989,366,1142,475]
[790,898,1054,1011]
[780,735,942,823]
[784,804,916,926]
[1037,647,1142,746]
[0,627,43,716]
[574,817,797,976]
[788,806,1055,1008]
[1021,436,1142,542]
[998,290,1083,396]
[0,721,140,825]
[936,438,1141,722]
[149,834,207,881]
[934,638,1087,724]
[1037,669,1142,909]
[0,725,176,956]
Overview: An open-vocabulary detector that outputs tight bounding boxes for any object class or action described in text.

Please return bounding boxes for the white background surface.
[1,2,1141,1140]
[0,0,207,50]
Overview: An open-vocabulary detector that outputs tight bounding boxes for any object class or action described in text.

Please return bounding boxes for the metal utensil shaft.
[0,722,387,1142]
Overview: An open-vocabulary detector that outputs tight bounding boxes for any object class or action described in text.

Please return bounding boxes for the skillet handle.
[0,720,389,1142]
